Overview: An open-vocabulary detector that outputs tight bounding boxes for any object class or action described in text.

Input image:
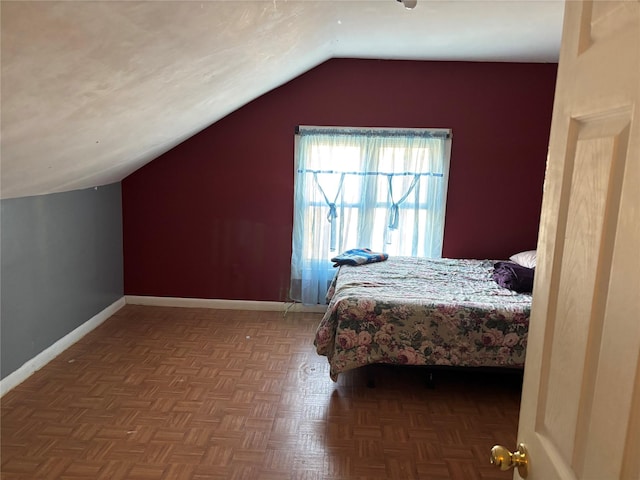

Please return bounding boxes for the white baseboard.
[0,296,126,397]
[125,295,328,314]
[1,296,325,397]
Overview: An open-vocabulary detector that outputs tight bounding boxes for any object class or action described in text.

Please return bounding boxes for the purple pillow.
[493,261,535,293]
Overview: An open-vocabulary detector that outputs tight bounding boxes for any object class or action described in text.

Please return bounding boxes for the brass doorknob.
[490,443,529,478]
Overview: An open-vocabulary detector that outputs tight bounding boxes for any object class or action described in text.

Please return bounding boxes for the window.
[290,126,452,305]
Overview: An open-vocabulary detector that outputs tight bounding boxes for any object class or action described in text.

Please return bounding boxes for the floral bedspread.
[314,257,532,381]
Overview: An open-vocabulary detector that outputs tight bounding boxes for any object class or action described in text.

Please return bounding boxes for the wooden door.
[510,1,640,479]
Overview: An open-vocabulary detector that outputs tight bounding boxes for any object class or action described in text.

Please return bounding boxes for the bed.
[314,256,532,381]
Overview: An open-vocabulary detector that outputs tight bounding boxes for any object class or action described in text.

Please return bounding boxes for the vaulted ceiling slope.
[0,0,564,200]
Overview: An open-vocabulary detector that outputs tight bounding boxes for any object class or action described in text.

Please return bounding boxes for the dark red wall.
[122,58,557,302]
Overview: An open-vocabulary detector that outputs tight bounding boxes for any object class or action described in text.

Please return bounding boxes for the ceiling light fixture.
[397,0,417,10]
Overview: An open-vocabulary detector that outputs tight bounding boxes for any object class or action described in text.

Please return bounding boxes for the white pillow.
[509,250,537,269]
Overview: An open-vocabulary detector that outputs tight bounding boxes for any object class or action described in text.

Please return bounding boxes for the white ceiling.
[0,0,565,200]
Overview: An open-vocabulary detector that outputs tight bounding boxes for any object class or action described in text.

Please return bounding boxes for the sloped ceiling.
[0,0,564,200]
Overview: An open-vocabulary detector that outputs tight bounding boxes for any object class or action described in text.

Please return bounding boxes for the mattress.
[314,256,532,381]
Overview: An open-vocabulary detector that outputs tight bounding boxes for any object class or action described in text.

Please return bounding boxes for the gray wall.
[1,183,124,379]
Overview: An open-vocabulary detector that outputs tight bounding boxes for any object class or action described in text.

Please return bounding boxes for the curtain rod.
[295,125,452,139]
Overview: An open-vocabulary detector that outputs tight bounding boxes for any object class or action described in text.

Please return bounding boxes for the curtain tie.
[327,203,338,223]
[387,174,420,232]
[312,172,345,252]
[388,203,400,230]
[327,202,338,251]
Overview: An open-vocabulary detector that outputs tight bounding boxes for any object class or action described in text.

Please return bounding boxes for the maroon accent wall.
[122,58,557,302]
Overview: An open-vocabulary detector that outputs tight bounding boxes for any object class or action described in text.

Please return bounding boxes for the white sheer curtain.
[290,126,452,305]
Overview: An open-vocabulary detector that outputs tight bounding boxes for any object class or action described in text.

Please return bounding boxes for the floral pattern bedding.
[314,256,532,381]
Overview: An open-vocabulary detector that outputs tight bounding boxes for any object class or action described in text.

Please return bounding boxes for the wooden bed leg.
[366,368,376,388]
[425,370,435,389]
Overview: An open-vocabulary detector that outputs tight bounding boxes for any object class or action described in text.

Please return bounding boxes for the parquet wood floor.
[1,305,522,479]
